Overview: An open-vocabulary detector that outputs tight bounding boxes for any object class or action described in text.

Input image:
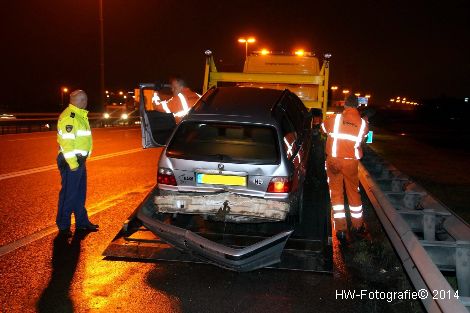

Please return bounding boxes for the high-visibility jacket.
[153,87,201,122]
[57,104,93,170]
[321,107,368,159]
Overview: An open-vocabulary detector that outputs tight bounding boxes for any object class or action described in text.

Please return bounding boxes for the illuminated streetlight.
[390,99,395,102]
[294,49,305,56]
[123,95,127,99]
[260,49,270,55]
[119,91,123,95]
[61,87,69,106]
[331,86,338,91]
[105,90,109,94]
[354,93,360,97]
[342,89,350,94]
[238,37,256,58]
[365,94,371,98]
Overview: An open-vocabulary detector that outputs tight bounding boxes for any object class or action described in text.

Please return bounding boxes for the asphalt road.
[0,127,421,313]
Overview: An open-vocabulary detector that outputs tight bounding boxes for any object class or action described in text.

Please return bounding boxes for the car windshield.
[166,122,279,164]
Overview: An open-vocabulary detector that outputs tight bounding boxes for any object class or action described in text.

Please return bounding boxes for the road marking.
[0,148,144,181]
[7,136,54,142]
[4,128,140,142]
[0,185,151,258]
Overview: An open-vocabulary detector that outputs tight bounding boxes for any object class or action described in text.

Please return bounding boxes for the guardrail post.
[456,241,470,297]
[422,209,436,241]
[403,192,425,210]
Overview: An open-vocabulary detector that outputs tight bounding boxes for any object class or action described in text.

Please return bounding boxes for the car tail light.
[267,177,292,193]
[157,168,177,186]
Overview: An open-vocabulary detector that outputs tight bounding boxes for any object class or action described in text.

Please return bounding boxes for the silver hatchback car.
[137,85,314,271]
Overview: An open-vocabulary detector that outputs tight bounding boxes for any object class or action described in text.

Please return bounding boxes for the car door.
[138,83,177,148]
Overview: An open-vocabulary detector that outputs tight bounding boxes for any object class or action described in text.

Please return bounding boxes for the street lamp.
[342,89,350,94]
[238,37,256,58]
[61,87,68,106]
[331,86,338,91]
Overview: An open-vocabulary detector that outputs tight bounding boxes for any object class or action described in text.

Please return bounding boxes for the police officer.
[321,94,369,242]
[56,90,98,236]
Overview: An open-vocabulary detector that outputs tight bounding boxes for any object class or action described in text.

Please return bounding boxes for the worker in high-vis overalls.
[152,76,201,123]
[56,90,98,237]
[321,94,369,242]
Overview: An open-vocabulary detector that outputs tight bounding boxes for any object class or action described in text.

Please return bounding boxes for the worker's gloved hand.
[152,92,161,104]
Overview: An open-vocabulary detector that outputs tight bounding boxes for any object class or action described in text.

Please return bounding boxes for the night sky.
[1,0,469,112]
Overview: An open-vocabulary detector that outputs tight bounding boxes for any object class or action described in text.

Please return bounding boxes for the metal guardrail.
[359,148,470,312]
[0,113,139,134]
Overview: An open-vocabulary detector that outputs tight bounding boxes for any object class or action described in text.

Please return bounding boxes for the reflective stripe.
[74,150,88,156]
[61,133,75,139]
[177,93,189,112]
[351,212,363,219]
[333,212,346,219]
[329,133,359,142]
[331,114,341,157]
[349,205,363,212]
[284,137,293,156]
[332,204,345,211]
[63,151,76,159]
[161,100,171,113]
[195,93,202,98]
[76,130,91,136]
[354,118,367,159]
[321,123,326,133]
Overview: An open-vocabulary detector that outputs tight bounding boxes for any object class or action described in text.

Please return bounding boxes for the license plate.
[196,173,246,186]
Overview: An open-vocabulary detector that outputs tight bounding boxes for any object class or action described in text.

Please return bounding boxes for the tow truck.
[104,49,333,272]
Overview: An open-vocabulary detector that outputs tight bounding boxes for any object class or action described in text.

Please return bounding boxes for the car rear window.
[166,122,279,164]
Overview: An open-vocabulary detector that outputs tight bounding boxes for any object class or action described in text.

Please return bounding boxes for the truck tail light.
[267,177,292,193]
[157,168,177,186]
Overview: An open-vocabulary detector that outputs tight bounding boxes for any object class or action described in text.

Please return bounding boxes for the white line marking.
[0,185,151,257]
[0,148,144,181]
[7,136,54,142]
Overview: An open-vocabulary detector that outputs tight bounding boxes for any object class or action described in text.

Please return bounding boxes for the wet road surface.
[0,127,422,312]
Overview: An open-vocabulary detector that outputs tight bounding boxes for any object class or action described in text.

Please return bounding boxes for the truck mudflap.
[137,208,293,272]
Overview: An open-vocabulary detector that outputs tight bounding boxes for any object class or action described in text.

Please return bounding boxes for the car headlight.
[103,113,110,119]
[121,113,128,120]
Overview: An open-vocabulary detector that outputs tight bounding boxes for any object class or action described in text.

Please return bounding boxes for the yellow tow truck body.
[202,50,330,118]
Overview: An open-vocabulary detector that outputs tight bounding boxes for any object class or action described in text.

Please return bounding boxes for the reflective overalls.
[56,104,93,230]
[321,107,369,231]
[152,87,201,123]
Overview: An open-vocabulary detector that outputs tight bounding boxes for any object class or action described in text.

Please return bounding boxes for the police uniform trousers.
[56,153,91,229]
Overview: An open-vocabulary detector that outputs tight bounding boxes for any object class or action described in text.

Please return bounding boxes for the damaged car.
[136,84,314,271]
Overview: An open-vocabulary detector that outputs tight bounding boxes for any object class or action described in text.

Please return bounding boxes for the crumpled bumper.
[137,208,293,272]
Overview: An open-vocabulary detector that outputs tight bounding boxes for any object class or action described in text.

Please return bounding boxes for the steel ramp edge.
[359,155,469,313]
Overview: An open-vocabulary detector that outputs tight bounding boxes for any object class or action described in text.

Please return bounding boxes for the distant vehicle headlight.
[103,113,110,119]
[121,113,128,120]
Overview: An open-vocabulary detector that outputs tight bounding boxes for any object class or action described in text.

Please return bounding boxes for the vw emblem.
[218,163,224,170]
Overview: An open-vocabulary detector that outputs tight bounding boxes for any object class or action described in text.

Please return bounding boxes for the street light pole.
[99,0,105,112]
[61,87,68,107]
[238,37,256,59]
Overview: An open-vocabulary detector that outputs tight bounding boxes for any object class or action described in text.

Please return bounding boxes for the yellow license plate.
[196,173,246,186]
